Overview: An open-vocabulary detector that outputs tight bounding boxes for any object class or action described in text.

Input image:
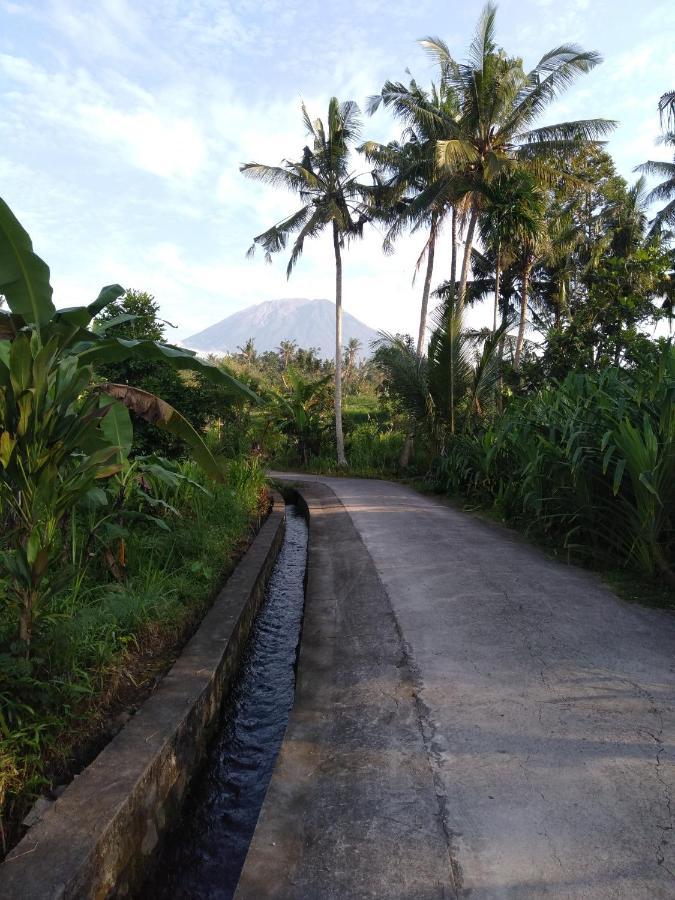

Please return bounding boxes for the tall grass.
[0,457,267,853]
[436,343,675,582]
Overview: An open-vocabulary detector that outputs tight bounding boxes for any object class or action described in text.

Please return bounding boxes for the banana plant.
[268,369,332,465]
[0,197,258,651]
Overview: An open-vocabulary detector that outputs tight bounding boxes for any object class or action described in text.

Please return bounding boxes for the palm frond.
[247,204,314,261]
[501,48,604,139]
[468,1,498,72]
[516,118,616,145]
[286,206,330,276]
[635,159,675,181]
[658,90,675,130]
[240,163,316,192]
[436,139,480,171]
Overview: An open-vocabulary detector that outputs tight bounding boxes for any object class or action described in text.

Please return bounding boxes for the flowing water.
[144,503,308,899]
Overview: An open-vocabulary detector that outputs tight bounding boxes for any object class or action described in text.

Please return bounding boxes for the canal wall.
[0,493,285,900]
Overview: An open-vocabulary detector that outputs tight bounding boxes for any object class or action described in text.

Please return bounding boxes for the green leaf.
[9,333,32,395]
[613,458,626,496]
[52,285,125,329]
[99,398,133,460]
[98,383,227,482]
[26,530,40,566]
[0,197,56,325]
[87,284,126,318]
[94,313,138,333]
[82,486,108,507]
[0,430,16,467]
[638,471,661,501]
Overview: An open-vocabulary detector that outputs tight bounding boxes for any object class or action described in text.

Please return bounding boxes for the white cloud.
[0,0,671,346]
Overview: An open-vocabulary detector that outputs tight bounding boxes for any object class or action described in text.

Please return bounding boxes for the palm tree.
[237,337,258,365]
[344,337,362,375]
[606,176,650,257]
[278,339,298,370]
[242,98,368,466]
[478,174,543,334]
[636,137,675,234]
[421,2,614,310]
[364,78,461,355]
[375,298,510,450]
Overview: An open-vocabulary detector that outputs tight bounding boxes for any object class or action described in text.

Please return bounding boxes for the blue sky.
[0,0,673,341]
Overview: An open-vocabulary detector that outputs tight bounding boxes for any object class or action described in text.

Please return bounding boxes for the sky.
[0,0,673,343]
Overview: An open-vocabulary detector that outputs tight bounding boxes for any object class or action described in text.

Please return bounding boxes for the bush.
[434,343,675,581]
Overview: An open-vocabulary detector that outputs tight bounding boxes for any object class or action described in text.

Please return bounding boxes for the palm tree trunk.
[514,259,532,373]
[333,221,347,466]
[493,239,501,333]
[398,435,414,469]
[458,204,478,309]
[416,214,438,356]
[450,205,458,297]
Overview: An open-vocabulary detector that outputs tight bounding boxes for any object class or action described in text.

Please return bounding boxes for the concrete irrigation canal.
[145,503,308,898]
[2,478,675,899]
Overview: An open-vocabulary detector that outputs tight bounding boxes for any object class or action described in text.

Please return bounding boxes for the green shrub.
[435,343,675,581]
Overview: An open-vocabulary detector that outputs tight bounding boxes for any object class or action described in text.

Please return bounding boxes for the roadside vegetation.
[1,0,674,860]
[240,4,674,589]
[0,203,266,852]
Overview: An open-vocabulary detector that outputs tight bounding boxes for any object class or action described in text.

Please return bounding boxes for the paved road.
[240,476,675,899]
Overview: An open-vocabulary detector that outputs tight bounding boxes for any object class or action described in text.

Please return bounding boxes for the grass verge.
[0,457,268,857]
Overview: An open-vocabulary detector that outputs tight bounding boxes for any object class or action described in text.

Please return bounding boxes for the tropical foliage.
[0,199,255,656]
[3,0,675,862]
[435,345,674,584]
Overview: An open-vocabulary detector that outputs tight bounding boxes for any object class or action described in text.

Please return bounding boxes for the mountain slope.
[183,298,379,360]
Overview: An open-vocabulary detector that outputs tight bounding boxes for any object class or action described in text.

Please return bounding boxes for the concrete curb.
[0,492,286,900]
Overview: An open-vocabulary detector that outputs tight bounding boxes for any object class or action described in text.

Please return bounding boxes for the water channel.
[143,502,308,899]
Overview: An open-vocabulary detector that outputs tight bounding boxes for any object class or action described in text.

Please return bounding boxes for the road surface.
[237,476,675,899]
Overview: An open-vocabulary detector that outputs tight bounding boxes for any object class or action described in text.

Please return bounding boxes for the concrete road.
[240,476,675,899]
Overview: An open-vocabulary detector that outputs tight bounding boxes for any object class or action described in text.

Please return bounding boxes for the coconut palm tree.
[278,339,298,370]
[421,2,614,310]
[242,98,368,466]
[364,78,461,355]
[509,182,550,372]
[237,337,258,365]
[636,137,675,233]
[478,174,544,334]
[344,337,362,375]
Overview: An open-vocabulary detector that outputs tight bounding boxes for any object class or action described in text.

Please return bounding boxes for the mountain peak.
[183,298,378,359]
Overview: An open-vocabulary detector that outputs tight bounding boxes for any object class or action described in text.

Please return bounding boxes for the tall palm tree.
[636,137,675,233]
[242,98,368,466]
[421,2,614,310]
[510,181,550,372]
[344,337,362,375]
[606,176,650,257]
[478,174,542,334]
[364,78,461,355]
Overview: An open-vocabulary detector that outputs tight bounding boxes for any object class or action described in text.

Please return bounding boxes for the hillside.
[183,298,379,360]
